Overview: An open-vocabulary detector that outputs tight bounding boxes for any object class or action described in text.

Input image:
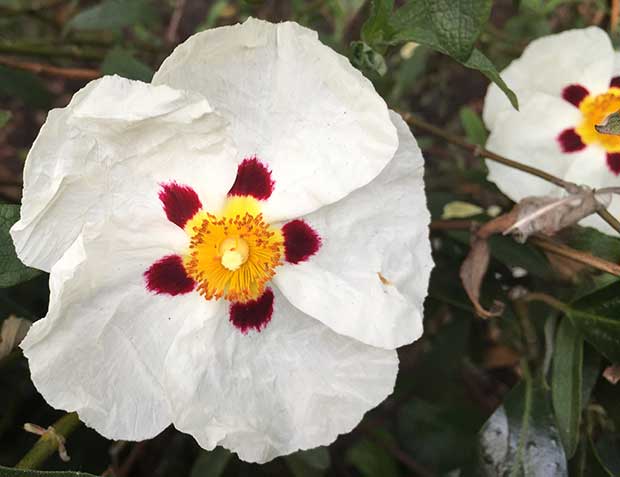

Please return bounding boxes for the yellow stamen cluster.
[577,87,620,152]
[184,197,283,303]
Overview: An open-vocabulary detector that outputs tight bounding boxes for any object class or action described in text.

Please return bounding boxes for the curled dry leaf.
[0,315,31,359]
[459,186,613,318]
[505,189,610,243]
[459,213,516,318]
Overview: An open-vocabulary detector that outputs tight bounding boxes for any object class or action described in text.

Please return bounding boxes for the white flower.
[12,18,433,463]
[483,27,620,235]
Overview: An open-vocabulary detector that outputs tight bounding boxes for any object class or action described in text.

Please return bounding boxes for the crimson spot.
[228,157,274,200]
[558,128,586,153]
[145,255,195,296]
[282,219,322,264]
[562,84,589,107]
[159,182,202,228]
[611,77,620,88]
[229,289,274,334]
[607,153,620,175]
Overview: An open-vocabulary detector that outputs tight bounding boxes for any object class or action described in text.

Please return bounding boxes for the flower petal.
[164,287,398,463]
[485,93,582,201]
[12,75,237,272]
[563,146,620,236]
[484,27,613,129]
[21,223,224,441]
[153,17,398,222]
[273,111,432,349]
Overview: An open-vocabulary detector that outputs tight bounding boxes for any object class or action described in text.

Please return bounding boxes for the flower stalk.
[15,412,81,470]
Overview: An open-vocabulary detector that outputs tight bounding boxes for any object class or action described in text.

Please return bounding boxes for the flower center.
[576,88,620,152]
[184,197,283,303]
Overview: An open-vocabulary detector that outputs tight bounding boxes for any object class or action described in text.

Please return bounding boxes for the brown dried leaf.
[459,237,504,319]
[505,189,608,242]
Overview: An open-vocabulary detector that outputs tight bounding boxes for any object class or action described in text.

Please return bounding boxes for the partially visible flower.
[483,27,620,235]
[13,19,433,463]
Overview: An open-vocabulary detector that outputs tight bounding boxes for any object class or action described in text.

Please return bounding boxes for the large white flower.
[13,18,433,463]
[483,27,620,235]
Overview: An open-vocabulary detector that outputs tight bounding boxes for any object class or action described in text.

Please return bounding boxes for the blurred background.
[1,1,620,476]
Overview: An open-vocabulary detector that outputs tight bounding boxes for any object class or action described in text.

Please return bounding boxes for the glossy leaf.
[0,205,41,288]
[477,375,567,476]
[552,318,582,458]
[361,0,395,45]
[569,282,620,363]
[346,434,400,477]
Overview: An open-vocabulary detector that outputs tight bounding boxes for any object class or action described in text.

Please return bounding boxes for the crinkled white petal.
[164,286,398,464]
[486,92,583,201]
[273,111,432,349]
[21,217,223,440]
[484,27,613,129]
[153,17,398,222]
[564,146,620,235]
[12,75,237,272]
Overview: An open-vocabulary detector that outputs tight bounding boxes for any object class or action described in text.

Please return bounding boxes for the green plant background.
[1,1,619,476]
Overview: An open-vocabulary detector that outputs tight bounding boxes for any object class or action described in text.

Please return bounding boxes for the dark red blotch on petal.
[229,288,274,334]
[282,219,322,264]
[562,84,589,107]
[145,255,195,296]
[611,77,620,88]
[228,157,274,200]
[607,153,620,175]
[558,128,586,153]
[159,182,202,228]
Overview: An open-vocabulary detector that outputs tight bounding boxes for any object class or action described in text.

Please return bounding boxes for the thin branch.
[430,219,620,277]
[166,0,187,45]
[0,56,100,80]
[0,42,104,60]
[15,412,81,470]
[529,235,620,277]
[402,112,620,234]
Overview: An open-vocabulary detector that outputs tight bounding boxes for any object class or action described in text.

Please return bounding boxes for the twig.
[402,112,620,234]
[521,292,570,314]
[529,235,620,277]
[0,42,104,60]
[0,56,100,80]
[15,412,81,470]
[430,219,620,277]
[166,0,187,45]
[612,0,620,32]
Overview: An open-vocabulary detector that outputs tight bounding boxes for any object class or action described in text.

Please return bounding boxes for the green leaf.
[422,0,492,61]
[101,47,154,82]
[0,66,51,108]
[0,205,41,288]
[66,0,155,31]
[350,41,388,76]
[361,0,395,45]
[459,106,488,145]
[346,436,400,477]
[552,318,583,458]
[563,227,620,264]
[284,447,330,477]
[387,2,518,109]
[0,465,98,477]
[0,110,11,128]
[190,447,232,477]
[477,373,567,476]
[461,48,519,110]
[568,282,620,363]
